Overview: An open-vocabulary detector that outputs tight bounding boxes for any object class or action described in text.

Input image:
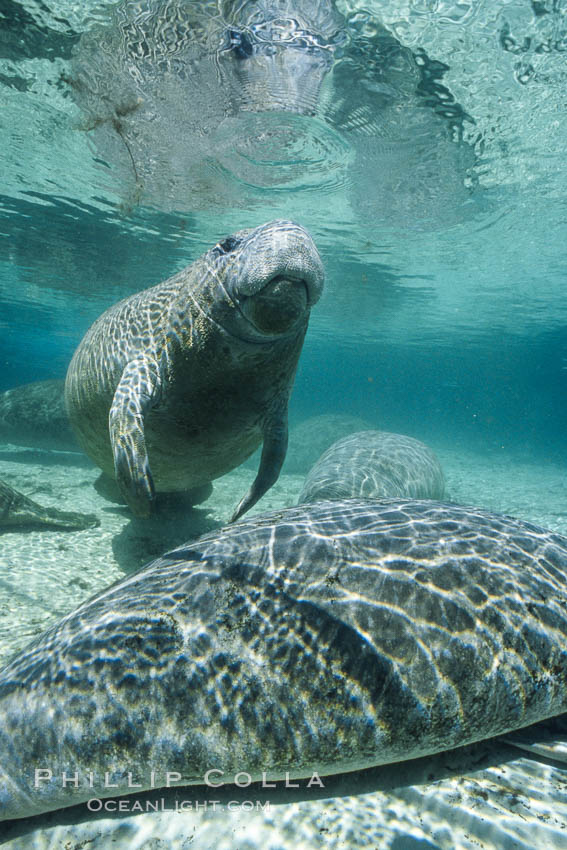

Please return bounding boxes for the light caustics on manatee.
[64,219,324,520]
[1,498,567,822]
[297,430,445,504]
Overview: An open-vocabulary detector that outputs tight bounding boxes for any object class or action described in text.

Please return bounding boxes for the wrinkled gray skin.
[77,0,345,114]
[298,430,445,504]
[69,2,473,220]
[0,479,99,531]
[217,0,346,114]
[65,220,323,520]
[1,498,567,822]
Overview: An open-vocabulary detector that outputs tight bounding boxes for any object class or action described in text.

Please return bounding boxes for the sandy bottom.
[1,440,566,849]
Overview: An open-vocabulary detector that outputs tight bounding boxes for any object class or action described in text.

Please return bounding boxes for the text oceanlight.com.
[86,798,270,813]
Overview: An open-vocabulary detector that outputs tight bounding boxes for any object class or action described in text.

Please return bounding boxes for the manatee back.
[298,431,445,503]
[1,498,567,820]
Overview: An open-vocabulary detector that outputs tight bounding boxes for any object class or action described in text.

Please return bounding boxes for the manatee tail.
[0,479,99,531]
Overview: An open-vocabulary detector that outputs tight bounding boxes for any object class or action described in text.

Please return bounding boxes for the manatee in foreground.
[298,430,445,504]
[65,220,324,520]
[0,380,77,452]
[0,478,99,532]
[1,497,567,822]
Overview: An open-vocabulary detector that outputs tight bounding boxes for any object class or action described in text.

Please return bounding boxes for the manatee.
[0,478,99,531]
[283,413,374,474]
[64,220,323,520]
[68,1,473,215]
[0,380,77,452]
[298,430,445,504]
[1,497,567,822]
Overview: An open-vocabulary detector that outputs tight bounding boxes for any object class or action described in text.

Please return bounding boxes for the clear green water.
[1,1,567,847]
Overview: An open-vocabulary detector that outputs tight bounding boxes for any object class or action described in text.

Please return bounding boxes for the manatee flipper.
[109,356,162,518]
[230,398,288,522]
[0,479,99,531]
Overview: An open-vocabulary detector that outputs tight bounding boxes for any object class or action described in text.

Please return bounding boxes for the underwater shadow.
[0,738,544,843]
[109,503,220,574]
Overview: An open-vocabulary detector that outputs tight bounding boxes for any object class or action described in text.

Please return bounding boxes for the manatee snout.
[238,219,324,301]
[235,220,324,338]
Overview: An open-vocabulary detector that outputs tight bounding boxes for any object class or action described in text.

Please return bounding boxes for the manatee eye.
[218,235,239,253]
[228,29,254,60]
